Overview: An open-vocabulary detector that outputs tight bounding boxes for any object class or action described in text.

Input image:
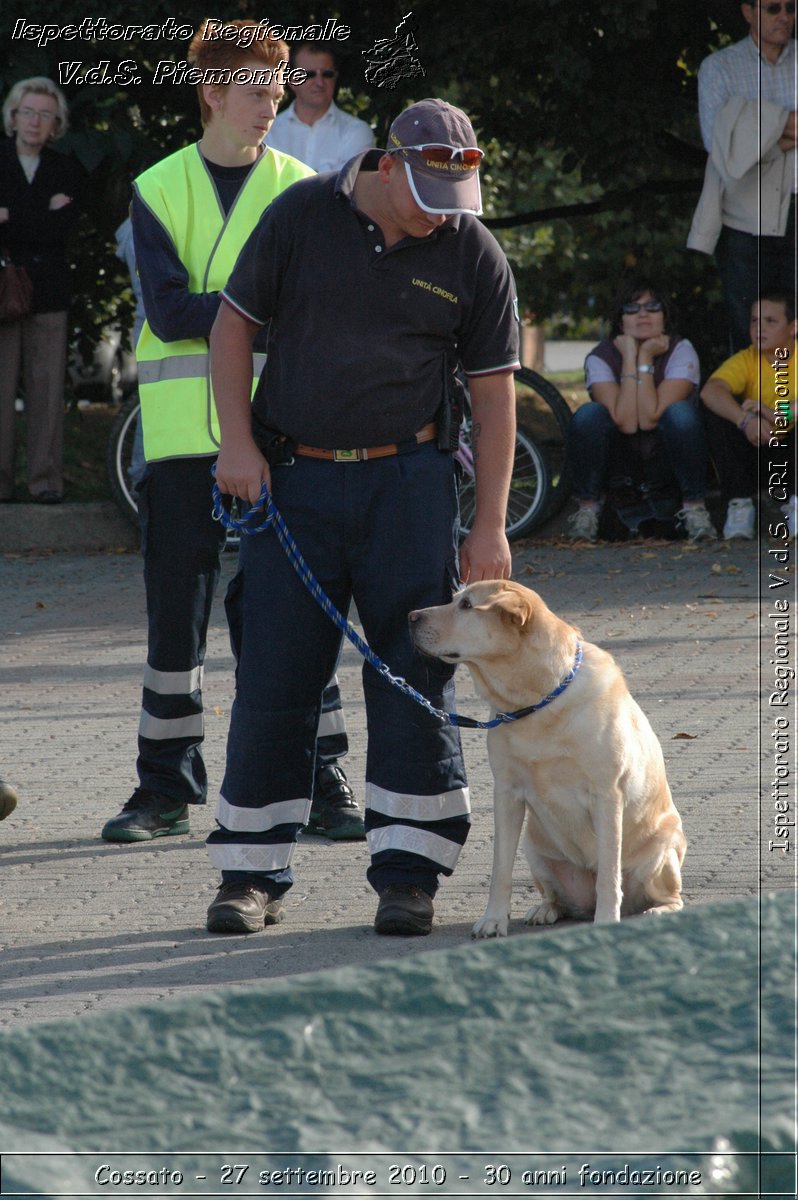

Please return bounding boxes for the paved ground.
[0,516,792,1029]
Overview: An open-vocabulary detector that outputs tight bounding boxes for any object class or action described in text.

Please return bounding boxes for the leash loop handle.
[211,467,275,536]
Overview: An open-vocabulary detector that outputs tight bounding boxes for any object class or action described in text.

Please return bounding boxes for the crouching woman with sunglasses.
[566,278,714,543]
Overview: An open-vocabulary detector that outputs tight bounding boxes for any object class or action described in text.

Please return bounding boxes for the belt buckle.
[333,448,361,462]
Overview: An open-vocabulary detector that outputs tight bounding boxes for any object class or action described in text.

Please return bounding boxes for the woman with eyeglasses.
[0,77,80,504]
[566,277,714,543]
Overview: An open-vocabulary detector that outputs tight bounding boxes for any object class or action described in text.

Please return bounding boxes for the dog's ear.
[479,586,535,628]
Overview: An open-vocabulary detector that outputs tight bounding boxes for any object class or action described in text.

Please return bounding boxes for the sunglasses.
[752,2,795,12]
[303,69,336,79]
[622,300,664,314]
[393,143,484,168]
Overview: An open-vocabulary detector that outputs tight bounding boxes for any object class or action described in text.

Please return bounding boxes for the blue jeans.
[206,442,470,899]
[568,399,709,504]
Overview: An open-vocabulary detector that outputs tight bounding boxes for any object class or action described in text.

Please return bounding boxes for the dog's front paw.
[524,901,560,926]
[472,910,509,939]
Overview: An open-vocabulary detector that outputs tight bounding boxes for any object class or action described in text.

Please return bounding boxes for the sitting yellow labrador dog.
[409,580,685,937]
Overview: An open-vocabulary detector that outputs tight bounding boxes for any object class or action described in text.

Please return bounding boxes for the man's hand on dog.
[460,524,512,583]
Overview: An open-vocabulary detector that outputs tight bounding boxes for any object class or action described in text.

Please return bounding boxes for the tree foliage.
[0,0,746,367]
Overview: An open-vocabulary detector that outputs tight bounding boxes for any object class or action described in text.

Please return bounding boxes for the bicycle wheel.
[106,393,142,525]
[513,366,573,522]
[459,421,550,542]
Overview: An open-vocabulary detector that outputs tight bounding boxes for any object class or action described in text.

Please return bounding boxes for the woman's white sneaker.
[723,498,755,540]
[679,505,716,542]
[566,506,600,543]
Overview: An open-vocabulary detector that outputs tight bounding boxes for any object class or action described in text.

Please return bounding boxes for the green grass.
[548,369,586,387]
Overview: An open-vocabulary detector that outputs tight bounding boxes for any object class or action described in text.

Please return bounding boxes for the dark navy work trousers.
[136,456,346,807]
[206,442,470,899]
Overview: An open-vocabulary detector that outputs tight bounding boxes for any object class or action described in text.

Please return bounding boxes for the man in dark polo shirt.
[206,98,520,937]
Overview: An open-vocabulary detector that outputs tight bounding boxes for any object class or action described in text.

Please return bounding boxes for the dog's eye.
[458,596,472,610]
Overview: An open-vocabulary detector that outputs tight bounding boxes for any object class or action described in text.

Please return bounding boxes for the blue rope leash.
[211,469,582,729]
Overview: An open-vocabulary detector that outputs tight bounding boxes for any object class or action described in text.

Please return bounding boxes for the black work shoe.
[101,790,190,842]
[206,881,285,934]
[305,763,366,841]
[374,883,434,936]
[0,779,18,821]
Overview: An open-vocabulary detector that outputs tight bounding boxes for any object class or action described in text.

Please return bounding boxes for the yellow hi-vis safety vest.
[134,143,312,462]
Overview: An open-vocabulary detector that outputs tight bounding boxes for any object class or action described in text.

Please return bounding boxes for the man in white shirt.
[265,43,375,173]
[688,1,797,351]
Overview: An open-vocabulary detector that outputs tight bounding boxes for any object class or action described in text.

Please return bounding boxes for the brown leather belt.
[294,422,437,462]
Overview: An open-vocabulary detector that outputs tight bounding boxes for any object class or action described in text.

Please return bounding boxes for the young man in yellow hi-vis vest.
[101,19,364,847]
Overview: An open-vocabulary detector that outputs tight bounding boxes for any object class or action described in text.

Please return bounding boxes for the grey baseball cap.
[387,99,483,216]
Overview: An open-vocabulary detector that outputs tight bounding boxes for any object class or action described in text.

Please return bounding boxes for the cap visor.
[403,161,482,216]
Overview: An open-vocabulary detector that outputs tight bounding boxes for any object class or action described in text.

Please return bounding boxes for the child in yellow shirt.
[701,292,796,539]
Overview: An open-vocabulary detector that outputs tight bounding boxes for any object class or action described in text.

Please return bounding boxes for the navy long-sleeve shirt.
[131,153,269,351]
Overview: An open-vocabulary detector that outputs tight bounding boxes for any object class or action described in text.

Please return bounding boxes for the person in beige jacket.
[688,1,796,351]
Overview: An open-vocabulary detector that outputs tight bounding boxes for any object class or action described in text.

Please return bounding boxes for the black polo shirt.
[222,150,520,447]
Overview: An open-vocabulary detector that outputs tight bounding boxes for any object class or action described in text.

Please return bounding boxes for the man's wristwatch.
[637,364,655,375]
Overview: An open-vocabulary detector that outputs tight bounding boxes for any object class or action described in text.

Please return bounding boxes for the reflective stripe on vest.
[134,145,312,462]
[137,352,268,386]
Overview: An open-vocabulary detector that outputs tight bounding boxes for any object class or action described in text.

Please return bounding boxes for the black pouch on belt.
[436,356,466,451]
[251,412,295,466]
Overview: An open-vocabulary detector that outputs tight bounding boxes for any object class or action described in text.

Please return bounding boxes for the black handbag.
[0,250,33,323]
